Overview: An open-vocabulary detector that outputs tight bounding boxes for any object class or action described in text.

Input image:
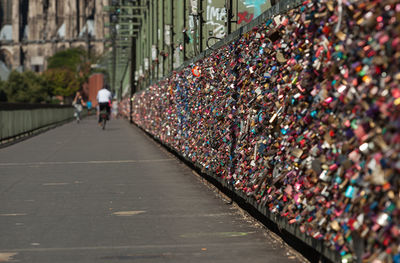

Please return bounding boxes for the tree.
[0,80,7,102]
[45,47,92,99]
[0,47,97,104]
[47,48,87,72]
[3,71,50,103]
[42,68,79,97]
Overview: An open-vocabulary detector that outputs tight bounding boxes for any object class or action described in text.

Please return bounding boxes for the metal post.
[148,0,152,85]
[175,0,184,66]
[155,0,159,78]
[199,0,203,52]
[183,0,187,61]
[162,0,166,76]
[119,59,130,101]
[227,0,233,35]
[170,0,174,71]
[130,38,136,123]
[192,1,199,55]
[151,0,156,82]
[112,38,117,94]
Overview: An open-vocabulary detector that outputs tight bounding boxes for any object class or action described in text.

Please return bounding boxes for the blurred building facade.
[0,0,109,80]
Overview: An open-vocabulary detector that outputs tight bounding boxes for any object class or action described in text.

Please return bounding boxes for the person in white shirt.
[96,84,113,124]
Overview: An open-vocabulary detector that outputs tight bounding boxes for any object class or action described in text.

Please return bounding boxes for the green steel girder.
[118,22,141,26]
[119,28,140,31]
[118,33,139,37]
[119,5,148,10]
[119,14,143,19]
[118,22,142,26]
[115,44,133,47]
[118,30,140,34]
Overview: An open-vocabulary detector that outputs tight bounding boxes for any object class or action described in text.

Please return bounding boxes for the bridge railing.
[0,103,85,144]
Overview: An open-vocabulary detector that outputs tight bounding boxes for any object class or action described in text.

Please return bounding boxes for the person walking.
[86,100,92,115]
[73,91,85,123]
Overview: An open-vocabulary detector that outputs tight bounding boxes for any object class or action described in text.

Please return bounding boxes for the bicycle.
[99,109,108,130]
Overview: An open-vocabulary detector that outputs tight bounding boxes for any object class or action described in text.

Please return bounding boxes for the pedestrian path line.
[0,159,174,167]
[0,241,263,253]
[0,213,27,217]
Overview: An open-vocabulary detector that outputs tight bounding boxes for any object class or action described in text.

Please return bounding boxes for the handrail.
[0,104,83,144]
[0,103,72,111]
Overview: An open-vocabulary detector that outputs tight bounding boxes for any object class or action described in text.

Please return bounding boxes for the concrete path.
[0,116,305,263]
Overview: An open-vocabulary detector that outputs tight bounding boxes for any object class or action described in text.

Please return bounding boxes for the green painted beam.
[119,14,143,19]
[119,27,140,31]
[118,22,141,26]
[118,29,140,33]
[118,33,139,36]
[119,5,148,10]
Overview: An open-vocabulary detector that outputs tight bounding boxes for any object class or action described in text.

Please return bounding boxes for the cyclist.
[96,84,113,125]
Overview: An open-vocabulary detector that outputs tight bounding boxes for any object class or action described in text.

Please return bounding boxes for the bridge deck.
[0,116,304,263]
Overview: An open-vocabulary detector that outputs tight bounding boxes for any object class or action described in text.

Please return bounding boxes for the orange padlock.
[192,66,200,77]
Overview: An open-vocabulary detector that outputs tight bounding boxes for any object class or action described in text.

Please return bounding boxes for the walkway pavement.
[0,116,305,263]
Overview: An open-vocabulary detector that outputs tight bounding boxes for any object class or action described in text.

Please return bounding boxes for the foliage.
[0,47,102,103]
[42,68,80,97]
[3,71,51,103]
[45,47,92,98]
[47,48,87,72]
[0,80,6,102]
